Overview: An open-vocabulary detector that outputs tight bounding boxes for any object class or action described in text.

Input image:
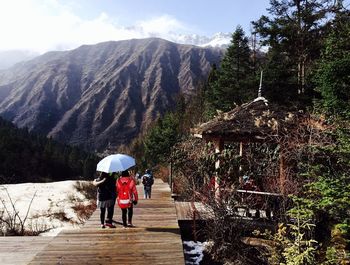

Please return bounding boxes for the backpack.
[142,174,154,186]
[118,178,132,209]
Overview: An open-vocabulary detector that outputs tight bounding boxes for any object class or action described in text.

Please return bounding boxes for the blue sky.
[0,0,270,53]
[62,0,270,35]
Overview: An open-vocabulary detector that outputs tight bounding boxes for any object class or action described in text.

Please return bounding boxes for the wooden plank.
[175,201,209,220]
[237,189,282,196]
[0,237,53,265]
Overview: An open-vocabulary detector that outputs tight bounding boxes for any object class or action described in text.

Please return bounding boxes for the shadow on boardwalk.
[145,227,181,235]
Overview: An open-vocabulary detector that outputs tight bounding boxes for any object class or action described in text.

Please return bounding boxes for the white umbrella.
[96,154,135,173]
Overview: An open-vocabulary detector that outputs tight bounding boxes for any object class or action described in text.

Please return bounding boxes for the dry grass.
[52,211,72,222]
[72,202,96,224]
[74,181,96,200]
[71,180,97,224]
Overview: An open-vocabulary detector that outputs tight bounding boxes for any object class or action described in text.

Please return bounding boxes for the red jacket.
[116,176,138,208]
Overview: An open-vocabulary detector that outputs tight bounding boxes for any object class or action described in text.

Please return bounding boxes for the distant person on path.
[93,172,117,228]
[141,169,154,199]
[116,170,138,228]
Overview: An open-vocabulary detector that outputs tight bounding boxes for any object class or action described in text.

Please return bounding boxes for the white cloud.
[136,15,188,36]
[0,0,191,53]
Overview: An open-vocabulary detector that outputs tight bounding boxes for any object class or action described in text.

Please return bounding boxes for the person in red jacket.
[116,170,138,228]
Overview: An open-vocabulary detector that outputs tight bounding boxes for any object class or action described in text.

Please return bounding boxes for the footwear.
[101,224,105,229]
[105,223,116,228]
[127,223,134,227]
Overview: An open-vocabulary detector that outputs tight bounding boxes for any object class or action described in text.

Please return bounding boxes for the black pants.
[100,206,114,224]
[121,206,133,227]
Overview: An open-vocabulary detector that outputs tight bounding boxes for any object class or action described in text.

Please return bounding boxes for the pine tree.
[253,0,333,105]
[143,112,181,167]
[208,26,255,113]
[315,6,350,118]
[262,46,299,105]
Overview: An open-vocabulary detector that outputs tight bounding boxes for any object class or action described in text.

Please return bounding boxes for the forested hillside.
[0,117,98,184]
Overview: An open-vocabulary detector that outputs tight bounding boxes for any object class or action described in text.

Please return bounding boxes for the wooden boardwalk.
[0,178,184,265]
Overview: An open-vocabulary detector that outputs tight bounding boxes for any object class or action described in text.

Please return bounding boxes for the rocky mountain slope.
[0,38,222,150]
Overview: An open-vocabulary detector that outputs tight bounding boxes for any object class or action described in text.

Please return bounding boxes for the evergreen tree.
[262,46,299,105]
[253,0,333,105]
[207,26,255,113]
[315,7,350,118]
[143,112,181,167]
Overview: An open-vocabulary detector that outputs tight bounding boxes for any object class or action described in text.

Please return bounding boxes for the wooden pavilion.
[191,96,303,195]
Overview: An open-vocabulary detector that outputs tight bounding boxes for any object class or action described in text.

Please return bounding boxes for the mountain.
[0,50,39,70]
[0,38,222,151]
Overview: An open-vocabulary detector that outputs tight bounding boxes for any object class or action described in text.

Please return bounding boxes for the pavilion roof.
[192,97,302,142]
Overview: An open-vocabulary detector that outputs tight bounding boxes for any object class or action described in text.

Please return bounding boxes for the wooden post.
[279,150,286,194]
[213,137,224,198]
[168,162,173,192]
[239,141,243,173]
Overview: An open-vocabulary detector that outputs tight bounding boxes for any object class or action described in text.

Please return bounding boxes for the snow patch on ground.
[0,180,92,236]
[183,240,210,265]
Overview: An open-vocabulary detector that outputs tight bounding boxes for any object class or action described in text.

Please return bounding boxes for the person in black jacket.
[93,172,117,228]
[141,169,154,199]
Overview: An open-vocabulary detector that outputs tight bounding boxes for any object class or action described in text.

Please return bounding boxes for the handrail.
[236,189,282,197]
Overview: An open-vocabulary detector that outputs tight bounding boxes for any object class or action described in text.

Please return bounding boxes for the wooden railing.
[235,189,284,220]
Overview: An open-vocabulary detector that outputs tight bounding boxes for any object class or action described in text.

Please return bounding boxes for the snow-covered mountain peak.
[199,32,231,48]
[173,32,231,48]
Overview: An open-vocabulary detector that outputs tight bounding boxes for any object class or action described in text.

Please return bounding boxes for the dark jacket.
[142,173,154,187]
[96,175,117,201]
